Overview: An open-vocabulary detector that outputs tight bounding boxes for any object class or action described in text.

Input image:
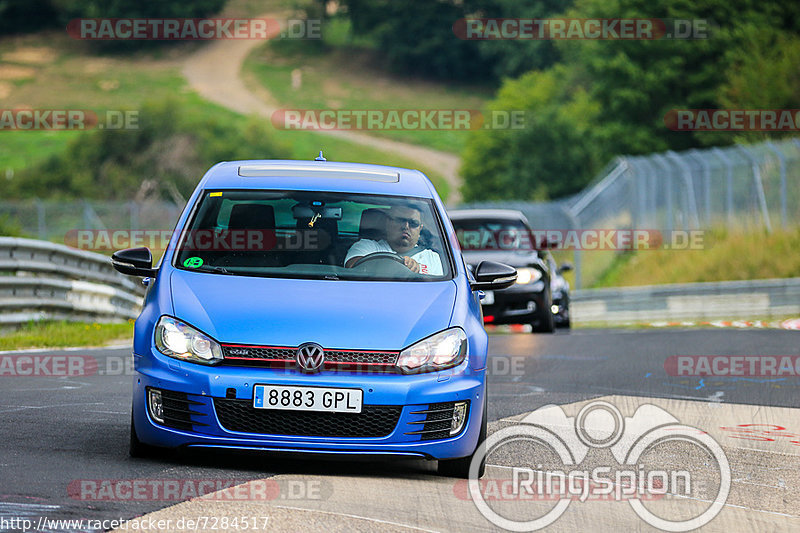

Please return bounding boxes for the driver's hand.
[402,256,420,273]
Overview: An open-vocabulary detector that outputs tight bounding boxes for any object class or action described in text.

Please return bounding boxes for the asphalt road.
[0,328,797,532]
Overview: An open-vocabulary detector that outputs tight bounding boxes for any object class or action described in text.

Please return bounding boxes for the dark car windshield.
[173,190,452,281]
[451,218,532,251]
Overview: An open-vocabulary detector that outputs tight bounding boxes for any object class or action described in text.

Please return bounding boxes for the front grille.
[154,389,208,431]
[221,344,399,371]
[405,401,468,441]
[223,346,295,361]
[214,399,402,438]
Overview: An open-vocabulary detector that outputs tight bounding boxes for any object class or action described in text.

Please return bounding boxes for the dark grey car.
[449,209,559,333]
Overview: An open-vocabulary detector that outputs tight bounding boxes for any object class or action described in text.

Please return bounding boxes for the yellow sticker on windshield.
[209,192,222,197]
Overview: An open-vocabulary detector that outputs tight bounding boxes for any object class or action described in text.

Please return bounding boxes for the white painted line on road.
[269,504,441,532]
[0,344,130,355]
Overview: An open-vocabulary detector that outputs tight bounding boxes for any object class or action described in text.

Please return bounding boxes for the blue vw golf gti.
[112,158,516,478]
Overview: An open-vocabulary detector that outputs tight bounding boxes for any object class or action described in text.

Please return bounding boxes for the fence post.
[36,199,46,240]
[652,154,674,232]
[689,149,712,226]
[562,206,582,290]
[737,145,772,233]
[711,147,734,226]
[765,141,787,229]
[666,150,700,229]
[129,201,139,230]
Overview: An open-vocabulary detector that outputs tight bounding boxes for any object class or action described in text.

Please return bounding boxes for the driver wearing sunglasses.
[345,205,443,275]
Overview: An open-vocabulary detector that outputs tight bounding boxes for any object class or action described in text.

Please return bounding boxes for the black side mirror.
[558,262,573,274]
[111,247,158,277]
[470,261,517,291]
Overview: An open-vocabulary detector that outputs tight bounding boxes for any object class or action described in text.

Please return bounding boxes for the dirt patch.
[2,47,57,65]
[0,64,35,80]
[98,80,120,91]
[82,57,115,74]
[0,82,12,99]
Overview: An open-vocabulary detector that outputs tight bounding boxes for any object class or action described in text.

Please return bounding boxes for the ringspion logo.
[467,400,730,531]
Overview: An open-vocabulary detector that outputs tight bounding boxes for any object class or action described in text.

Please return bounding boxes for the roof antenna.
[314,150,326,162]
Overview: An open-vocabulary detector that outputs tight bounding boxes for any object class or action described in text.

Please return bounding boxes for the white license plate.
[481,290,495,305]
[253,385,362,413]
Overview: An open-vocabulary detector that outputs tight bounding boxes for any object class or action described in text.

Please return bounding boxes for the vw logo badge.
[296,343,325,373]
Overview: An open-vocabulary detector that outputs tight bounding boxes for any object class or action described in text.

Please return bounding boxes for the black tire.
[437,391,488,479]
[531,287,555,333]
[532,310,555,333]
[129,411,157,458]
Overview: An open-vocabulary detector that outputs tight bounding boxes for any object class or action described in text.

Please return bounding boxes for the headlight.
[154,316,223,365]
[396,328,468,374]
[516,267,542,284]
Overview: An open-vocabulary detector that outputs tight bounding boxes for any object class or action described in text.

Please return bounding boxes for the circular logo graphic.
[468,401,731,532]
[183,257,204,268]
[575,400,624,448]
[296,343,325,373]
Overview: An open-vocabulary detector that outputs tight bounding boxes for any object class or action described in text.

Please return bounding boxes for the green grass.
[243,33,492,155]
[0,320,133,350]
[591,227,800,287]
[0,30,449,197]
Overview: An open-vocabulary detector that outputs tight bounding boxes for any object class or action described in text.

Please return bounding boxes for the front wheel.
[129,411,157,458]
[437,390,488,479]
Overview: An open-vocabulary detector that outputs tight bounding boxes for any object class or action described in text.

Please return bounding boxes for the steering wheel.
[351,251,406,268]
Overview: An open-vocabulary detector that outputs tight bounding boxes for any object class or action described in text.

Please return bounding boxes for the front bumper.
[132,349,486,460]
[481,282,546,325]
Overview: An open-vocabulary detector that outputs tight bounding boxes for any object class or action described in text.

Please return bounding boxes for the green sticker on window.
[183,257,203,268]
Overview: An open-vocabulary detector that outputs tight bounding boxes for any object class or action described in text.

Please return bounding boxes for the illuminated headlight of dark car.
[154,316,223,365]
[396,328,468,374]
[516,267,542,285]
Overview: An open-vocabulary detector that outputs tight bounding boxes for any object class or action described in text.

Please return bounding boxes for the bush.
[9,99,291,200]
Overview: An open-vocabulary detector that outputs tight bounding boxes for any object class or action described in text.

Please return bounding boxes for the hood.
[461,249,541,269]
[169,270,457,350]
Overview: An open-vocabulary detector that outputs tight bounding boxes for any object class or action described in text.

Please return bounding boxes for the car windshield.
[451,218,532,251]
[173,190,452,281]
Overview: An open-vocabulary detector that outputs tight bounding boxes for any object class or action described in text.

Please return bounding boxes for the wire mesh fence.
[0,200,183,253]
[457,137,800,288]
[1,138,798,286]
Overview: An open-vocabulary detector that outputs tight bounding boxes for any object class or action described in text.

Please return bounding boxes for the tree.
[460,0,800,200]
[461,66,602,201]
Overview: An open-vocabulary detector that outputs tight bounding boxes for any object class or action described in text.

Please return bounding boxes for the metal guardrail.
[0,237,144,327]
[572,277,800,324]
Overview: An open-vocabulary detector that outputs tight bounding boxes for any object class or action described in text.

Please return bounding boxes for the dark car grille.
[221,344,399,371]
[405,401,468,441]
[214,399,402,438]
[154,389,208,431]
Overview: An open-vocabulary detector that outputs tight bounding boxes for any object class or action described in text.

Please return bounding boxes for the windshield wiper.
[197,265,234,275]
